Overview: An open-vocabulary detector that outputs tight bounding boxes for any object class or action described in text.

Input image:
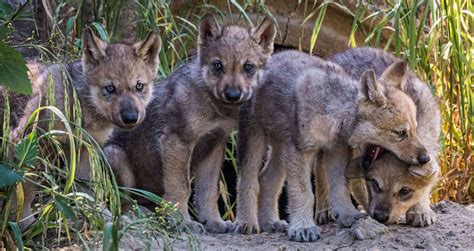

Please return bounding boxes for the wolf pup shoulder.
[104,14,276,234]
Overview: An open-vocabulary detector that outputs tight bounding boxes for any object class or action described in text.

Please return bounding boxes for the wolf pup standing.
[314,47,440,228]
[104,14,276,233]
[234,50,429,242]
[2,30,161,228]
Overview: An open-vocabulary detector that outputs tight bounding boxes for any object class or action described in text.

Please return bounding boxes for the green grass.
[0,0,472,249]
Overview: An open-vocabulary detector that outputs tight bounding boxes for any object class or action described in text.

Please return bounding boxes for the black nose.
[373,210,389,223]
[223,86,242,103]
[121,111,138,125]
[417,153,430,164]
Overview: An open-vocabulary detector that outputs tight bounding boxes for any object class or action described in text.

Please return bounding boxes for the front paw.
[288,224,321,242]
[232,221,260,234]
[315,208,334,225]
[260,220,288,233]
[350,217,388,240]
[337,212,367,227]
[187,220,207,234]
[204,219,233,233]
[406,206,436,227]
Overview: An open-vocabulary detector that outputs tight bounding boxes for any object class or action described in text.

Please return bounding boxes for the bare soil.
[156,201,473,250]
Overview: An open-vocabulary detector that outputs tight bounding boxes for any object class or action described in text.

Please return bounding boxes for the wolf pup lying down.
[314,47,440,228]
[104,14,277,233]
[2,29,161,228]
[234,50,430,242]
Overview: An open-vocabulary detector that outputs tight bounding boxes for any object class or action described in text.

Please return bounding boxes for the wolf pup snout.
[223,86,242,103]
[373,208,390,223]
[417,149,430,164]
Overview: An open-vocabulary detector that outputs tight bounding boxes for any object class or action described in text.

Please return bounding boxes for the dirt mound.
[166,201,473,250]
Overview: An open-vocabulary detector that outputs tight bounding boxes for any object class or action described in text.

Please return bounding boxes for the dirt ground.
[144,200,474,250]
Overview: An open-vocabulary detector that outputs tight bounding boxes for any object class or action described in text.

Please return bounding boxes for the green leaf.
[8,221,24,251]
[0,25,10,41]
[15,132,39,166]
[0,165,24,188]
[54,196,77,220]
[0,41,31,94]
[91,22,110,42]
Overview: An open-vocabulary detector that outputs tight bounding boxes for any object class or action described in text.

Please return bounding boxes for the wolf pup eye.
[392,129,407,140]
[105,84,116,94]
[368,178,382,193]
[212,60,224,74]
[243,62,255,77]
[136,81,144,91]
[398,187,413,200]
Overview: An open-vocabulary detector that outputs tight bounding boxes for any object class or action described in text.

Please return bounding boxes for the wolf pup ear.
[380,61,408,91]
[251,15,277,55]
[198,14,222,46]
[134,32,161,69]
[360,69,387,106]
[82,28,108,65]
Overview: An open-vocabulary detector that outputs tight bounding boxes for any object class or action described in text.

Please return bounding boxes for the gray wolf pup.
[2,30,161,228]
[104,14,277,233]
[314,47,440,228]
[234,49,429,242]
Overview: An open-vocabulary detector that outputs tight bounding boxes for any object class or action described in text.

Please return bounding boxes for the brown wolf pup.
[234,50,429,242]
[2,30,161,228]
[103,14,276,233]
[314,47,440,228]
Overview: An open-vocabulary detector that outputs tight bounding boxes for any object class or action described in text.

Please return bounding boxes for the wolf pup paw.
[232,221,260,234]
[260,220,288,233]
[187,220,207,234]
[288,225,321,242]
[406,206,436,227]
[350,217,388,240]
[315,209,334,225]
[204,219,233,233]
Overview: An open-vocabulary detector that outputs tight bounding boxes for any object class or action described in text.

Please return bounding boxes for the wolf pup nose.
[417,151,430,164]
[223,86,242,103]
[373,209,390,223]
[120,109,139,125]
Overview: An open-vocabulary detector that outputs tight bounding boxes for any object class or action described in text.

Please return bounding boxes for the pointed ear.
[345,160,365,179]
[198,14,222,47]
[134,32,161,68]
[251,15,277,55]
[82,28,108,65]
[380,61,408,90]
[360,69,386,106]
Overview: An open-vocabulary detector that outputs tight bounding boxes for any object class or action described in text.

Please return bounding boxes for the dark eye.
[398,187,413,199]
[105,84,116,94]
[213,60,223,73]
[136,81,144,91]
[368,178,382,193]
[243,62,255,76]
[392,129,407,140]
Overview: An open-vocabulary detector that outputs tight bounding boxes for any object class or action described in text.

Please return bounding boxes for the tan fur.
[313,47,441,229]
[6,30,161,229]
[235,48,434,242]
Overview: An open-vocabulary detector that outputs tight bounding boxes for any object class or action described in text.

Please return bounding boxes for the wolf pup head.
[82,29,161,129]
[347,152,437,225]
[349,61,430,165]
[197,14,277,104]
